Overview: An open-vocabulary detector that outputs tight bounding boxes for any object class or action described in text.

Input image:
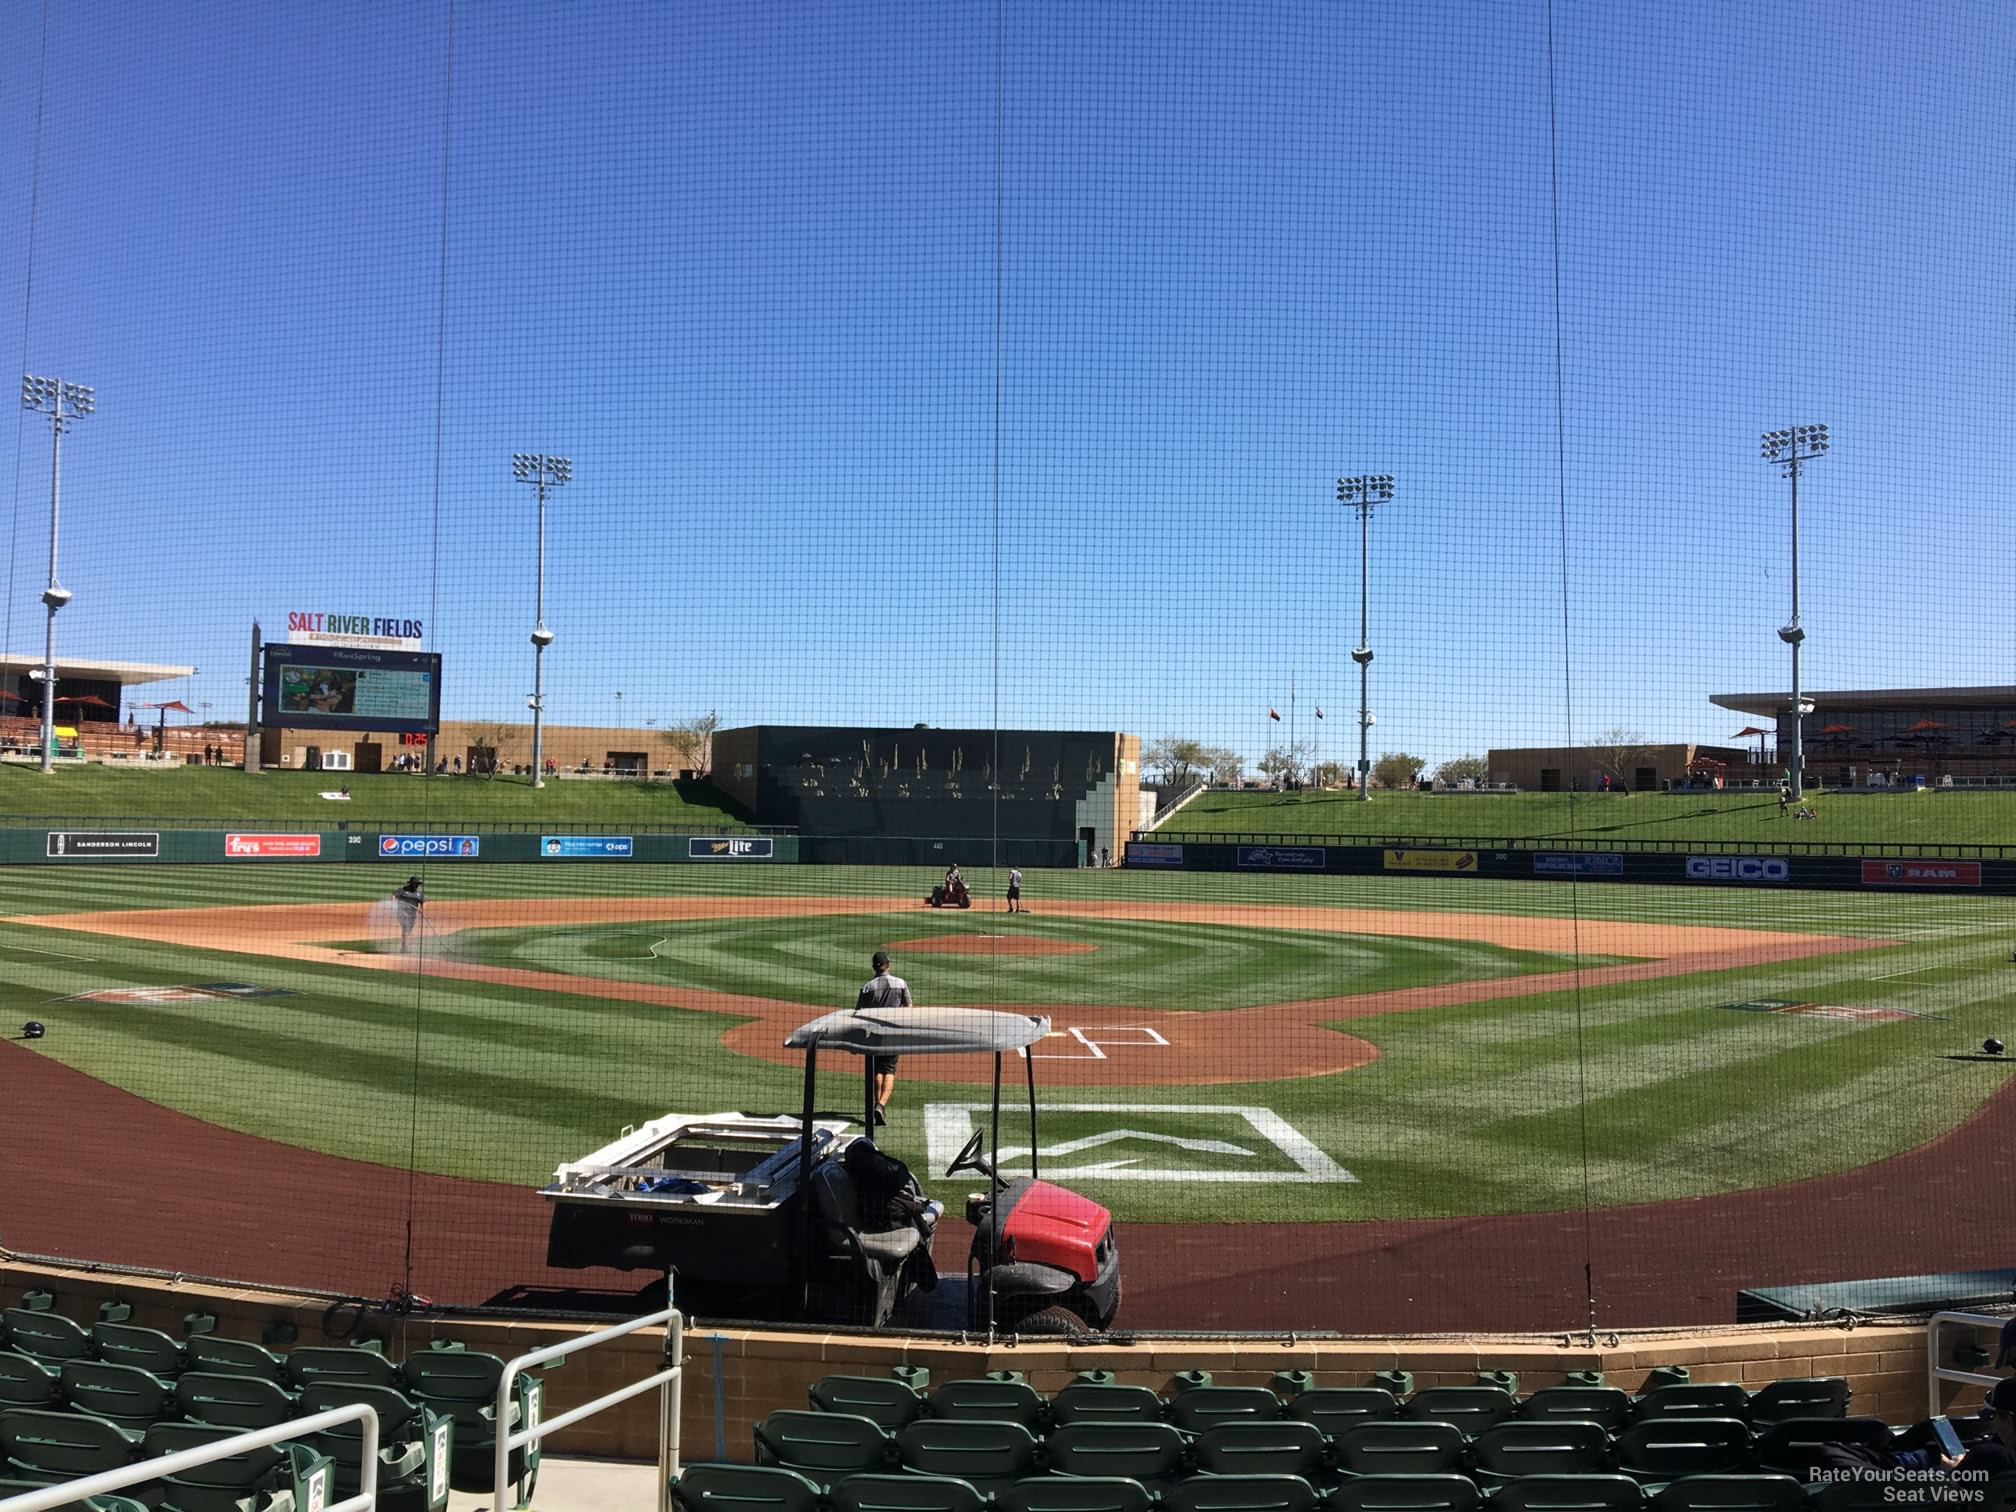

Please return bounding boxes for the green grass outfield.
[2,863,2012,1224]
[1161,787,2016,845]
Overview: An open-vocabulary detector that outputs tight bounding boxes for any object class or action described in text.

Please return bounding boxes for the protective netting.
[2,2,2013,1336]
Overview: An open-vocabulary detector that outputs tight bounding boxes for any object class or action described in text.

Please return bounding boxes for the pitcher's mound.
[888,934,1094,956]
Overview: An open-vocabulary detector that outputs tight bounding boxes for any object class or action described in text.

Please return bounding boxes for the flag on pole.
[1315,708,1324,719]
[1269,708,1281,721]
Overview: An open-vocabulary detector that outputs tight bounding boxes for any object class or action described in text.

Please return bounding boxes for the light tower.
[1336,474,1394,800]
[514,452,570,788]
[20,375,94,773]
[1760,425,1828,799]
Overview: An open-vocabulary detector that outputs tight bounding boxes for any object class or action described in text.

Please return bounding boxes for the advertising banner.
[1532,852,1624,876]
[225,834,323,859]
[541,835,635,858]
[46,831,159,859]
[1685,855,1790,883]
[1126,842,1186,867]
[1237,845,1327,870]
[378,834,482,859]
[689,837,776,860]
[1384,848,1478,873]
[1862,859,1982,887]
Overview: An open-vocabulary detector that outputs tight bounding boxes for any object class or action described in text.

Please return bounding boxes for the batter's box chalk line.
[1023,1025,1170,1060]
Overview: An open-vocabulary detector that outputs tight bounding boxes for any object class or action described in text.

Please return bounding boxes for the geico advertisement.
[1685,856,1790,883]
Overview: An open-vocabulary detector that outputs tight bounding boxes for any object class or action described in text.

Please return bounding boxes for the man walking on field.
[854,950,911,1126]
[1006,866,1025,913]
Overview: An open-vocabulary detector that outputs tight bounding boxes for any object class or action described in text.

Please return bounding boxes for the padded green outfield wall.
[0,828,798,865]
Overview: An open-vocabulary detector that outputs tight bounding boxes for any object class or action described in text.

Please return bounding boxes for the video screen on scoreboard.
[262,644,441,734]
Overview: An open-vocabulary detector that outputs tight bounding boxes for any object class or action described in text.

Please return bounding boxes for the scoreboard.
[261,644,442,735]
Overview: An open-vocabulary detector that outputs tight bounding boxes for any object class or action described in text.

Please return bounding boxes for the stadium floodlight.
[1336,475,1395,801]
[515,452,571,788]
[21,374,95,773]
[1760,424,1829,799]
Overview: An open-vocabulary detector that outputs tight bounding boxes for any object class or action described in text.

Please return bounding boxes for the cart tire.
[1016,1305,1088,1338]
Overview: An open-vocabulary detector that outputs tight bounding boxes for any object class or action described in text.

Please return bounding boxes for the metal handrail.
[492,1304,684,1512]
[0,1402,380,1512]
[1927,1310,2011,1416]
[1135,829,2016,860]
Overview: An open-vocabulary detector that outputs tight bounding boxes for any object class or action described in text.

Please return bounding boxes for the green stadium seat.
[0,1406,143,1484]
[2,1305,96,1364]
[141,1419,336,1512]
[1614,1419,1752,1484]
[0,1351,62,1410]
[1405,1388,1517,1436]
[1807,1481,1893,1512]
[1165,1473,1322,1512]
[1052,1382,1167,1427]
[999,1475,1157,1512]
[1632,1388,1752,1424]
[1046,1422,1190,1492]
[91,1321,189,1379]
[1167,1387,1286,1432]
[286,1343,403,1392]
[833,1471,990,1512]
[59,1360,177,1431]
[808,1374,927,1429]
[673,1463,827,1512]
[0,1475,151,1512]
[894,1418,1042,1494]
[174,1370,298,1431]
[1751,1418,1892,1480]
[182,1335,289,1384]
[1194,1421,1329,1481]
[1520,1389,1634,1431]
[1287,1389,1403,1434]
[754,1410,895,1487]
[1745,1382,1850,1427]
[1489,1474,1645,1512]
[1469,1421,1611,1483]
[1980,1475,2016,1512]
[1327,1473,1482,1512]
[1647,1473,1810,1512]
[397,1343,535,1495]
[298,1380,453,1512]
[1335,1422,1468,1477]
[928,1375,1047,1430]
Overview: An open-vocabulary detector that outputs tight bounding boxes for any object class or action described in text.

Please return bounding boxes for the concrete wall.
[1486,744,1752,792]
[7,1259,1992,1465]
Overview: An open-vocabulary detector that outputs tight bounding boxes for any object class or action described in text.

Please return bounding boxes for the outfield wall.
[0,828,799,865]
[1128,840,2016,892]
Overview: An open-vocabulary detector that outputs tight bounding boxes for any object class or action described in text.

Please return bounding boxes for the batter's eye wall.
[714,725,1140,865]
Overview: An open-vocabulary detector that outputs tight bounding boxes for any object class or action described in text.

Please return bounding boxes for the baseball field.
[3,852,2012,1330]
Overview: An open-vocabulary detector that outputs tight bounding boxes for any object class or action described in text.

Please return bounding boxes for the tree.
[1310,759,1350,789]
[1372,752,1426,791]
[1433,754,1487,788]
[464,721,516,777]
[662,711,722,775]
[1144,736,1210,788]
[1589,725,1657,791]
[1204,746,1246,786]
[1257,741,1309,788]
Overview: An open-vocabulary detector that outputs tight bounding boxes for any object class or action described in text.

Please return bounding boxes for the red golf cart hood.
[1001,1180,1111,1281]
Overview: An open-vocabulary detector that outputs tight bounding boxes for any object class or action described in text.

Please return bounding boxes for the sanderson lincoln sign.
[285,609,425,650]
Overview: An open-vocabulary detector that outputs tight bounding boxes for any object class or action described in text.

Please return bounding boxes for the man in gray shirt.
[855,950,911,1125]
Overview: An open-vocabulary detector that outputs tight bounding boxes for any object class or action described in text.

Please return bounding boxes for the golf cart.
[540,1005,1121,1334]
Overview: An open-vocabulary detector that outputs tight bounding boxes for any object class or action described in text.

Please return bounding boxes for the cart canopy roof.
[786,1005,1052,1056]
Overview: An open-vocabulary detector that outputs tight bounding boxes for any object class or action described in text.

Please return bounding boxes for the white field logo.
[925,1103,1355,1183]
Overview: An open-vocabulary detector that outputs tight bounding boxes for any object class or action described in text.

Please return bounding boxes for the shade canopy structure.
[1818,723,1857,733]
[1903,720,1953,732]
[54,693,116,708]
[138,700,195,715]
[1731,725,1769,738]
[785,1005,1051,1056]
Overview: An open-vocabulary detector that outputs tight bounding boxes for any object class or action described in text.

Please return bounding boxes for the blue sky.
[2,1,2011,770]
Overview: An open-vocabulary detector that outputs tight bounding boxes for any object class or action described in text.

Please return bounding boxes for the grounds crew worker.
[393,875,425,952]
[854,950,911,1126]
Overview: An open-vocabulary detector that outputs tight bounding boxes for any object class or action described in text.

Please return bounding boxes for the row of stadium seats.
[801,1373,1853,1437]
[749,1409,1953,1490]
[0,1407,337,1512]
[681,1463,2016,1512]
[1,1292,547,1503]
